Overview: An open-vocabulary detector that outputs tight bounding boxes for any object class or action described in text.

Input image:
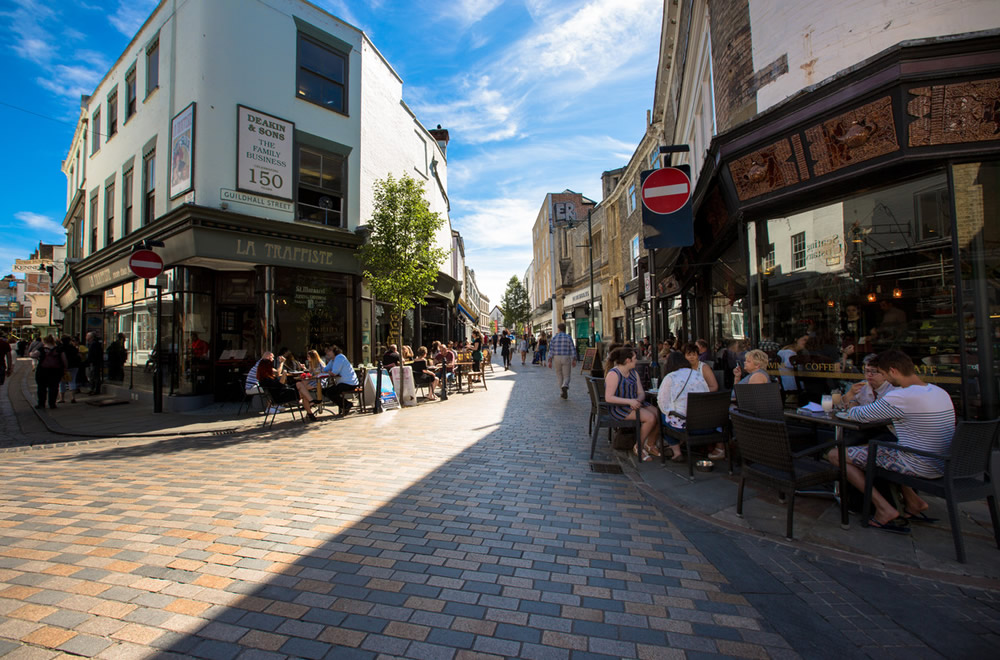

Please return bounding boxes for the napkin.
[798,402,825,413]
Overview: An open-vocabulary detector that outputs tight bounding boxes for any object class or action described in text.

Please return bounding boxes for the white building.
[55,0,456,407]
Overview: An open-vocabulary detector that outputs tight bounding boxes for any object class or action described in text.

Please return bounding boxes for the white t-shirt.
[853,380,896,406]
[846,383,955,477]
[657,367,710,428]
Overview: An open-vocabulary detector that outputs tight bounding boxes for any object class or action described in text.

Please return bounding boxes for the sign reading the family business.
[169,103,195,199]
[237,105,293,200]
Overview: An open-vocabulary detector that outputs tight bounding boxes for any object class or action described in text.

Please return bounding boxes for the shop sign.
[81,261,132,295]
[237,105,294,200]
[563,284,601,309]
[232,237,347,268]
[12,259,51,273]
[807,235,842,266]
[221,188,293,213]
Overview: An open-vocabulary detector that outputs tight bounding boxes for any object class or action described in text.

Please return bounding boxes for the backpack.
[40,347,62,370]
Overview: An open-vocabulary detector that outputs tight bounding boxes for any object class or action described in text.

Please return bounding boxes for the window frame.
[145,38,159,98]
[125,66,137,122]
[104,178,116,247]
[295,32,348,115]
[791,232,806,270]
[142,148,156,227]
[106,87,118,139]
[630,234,640,279]
[627,183,637,214]
[122,165,134,236]
[89,191,99,254]
[91,108,101,155]
[295,144,347,228]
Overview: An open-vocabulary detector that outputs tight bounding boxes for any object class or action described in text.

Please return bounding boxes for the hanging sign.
[640,165,694,249]
[237,105,294,200]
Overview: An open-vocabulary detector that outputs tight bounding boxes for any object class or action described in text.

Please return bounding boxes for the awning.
[456,302,477,325]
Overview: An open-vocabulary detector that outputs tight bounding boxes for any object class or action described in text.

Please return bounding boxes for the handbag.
[663,369,694,429]
[62,371,72,383]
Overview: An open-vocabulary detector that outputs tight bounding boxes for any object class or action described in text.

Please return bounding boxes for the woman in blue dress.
[604,346,660,461]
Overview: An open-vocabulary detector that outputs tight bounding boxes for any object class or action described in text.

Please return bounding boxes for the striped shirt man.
[846,383,955,477]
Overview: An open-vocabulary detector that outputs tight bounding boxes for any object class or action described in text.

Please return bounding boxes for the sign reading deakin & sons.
[237,105,294,200]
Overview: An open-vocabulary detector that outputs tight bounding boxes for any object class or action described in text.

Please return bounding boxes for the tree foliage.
[357,174,448,343]
[500,276,530,332]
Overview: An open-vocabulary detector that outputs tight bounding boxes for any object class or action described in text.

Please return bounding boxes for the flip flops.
[868,517,910,534]
[903,509,940,524]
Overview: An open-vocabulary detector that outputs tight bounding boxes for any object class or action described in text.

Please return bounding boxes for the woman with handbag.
[657,351,711,461]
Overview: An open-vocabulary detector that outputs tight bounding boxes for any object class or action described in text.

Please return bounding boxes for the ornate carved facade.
[805,96,899,177]
[908,77,1000,147]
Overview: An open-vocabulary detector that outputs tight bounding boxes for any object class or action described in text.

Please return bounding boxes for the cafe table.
[782,408,891,528]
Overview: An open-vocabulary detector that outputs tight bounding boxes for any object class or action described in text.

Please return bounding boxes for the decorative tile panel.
[728,139,799,201]
[805,96,899,177]
[908,77,1000,146]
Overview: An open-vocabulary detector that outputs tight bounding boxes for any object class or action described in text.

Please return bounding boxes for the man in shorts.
[827,349,955,534]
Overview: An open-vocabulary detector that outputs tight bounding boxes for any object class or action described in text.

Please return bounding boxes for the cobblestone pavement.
[0,356,997,659]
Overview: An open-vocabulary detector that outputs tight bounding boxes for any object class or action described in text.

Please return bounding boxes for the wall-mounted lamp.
[867,292,877,303]
[827,300,835,307]
[892,287,902,298]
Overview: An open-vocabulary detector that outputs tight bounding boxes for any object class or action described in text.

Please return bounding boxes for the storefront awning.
[456,302,477,325]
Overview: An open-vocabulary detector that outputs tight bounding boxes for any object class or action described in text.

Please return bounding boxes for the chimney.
[429,124,450,155]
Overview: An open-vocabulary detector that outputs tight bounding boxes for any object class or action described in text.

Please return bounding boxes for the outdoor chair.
[260,387,306,429]
[730,411,844,540]
[734,382,821,455]
[466,362,488,391]
[586,376,641,459]
[238,384,267,416]
[661,390,733,478]
[861,419,1000,563]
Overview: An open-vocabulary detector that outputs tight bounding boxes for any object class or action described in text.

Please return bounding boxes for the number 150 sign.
[237,105,294,201]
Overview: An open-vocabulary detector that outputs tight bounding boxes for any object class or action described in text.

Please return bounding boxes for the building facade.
[54,0,456,409]
[647,1,1000,419]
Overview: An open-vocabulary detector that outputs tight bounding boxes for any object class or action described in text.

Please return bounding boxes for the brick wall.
[707,0,756,133]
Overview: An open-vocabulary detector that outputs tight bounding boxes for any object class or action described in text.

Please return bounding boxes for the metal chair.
[585,376,641,459]
[661,390,733,478]
[731,411,844,540]
[862,419,1000,563]
[260,387,306,429]
[238,384,267,416]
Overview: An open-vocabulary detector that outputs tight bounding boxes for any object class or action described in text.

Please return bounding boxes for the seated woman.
[300,349,326,404]
[401,345,414,364]
[681,342,718,392]
[258,357,318,422]
[733,349,771,385]
[410,346,439,400]
[657,352,712,461]
[604,346,660,462]
[277,347,304,373]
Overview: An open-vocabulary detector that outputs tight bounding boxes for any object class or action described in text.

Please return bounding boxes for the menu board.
[581,348,598,373]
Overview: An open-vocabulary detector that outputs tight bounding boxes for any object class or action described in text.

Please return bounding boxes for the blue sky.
[0,0,662,304]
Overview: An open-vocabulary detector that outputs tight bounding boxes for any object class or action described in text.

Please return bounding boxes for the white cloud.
[15,212,65,237]
[108,0,157,37]
[3,0,57,65]
[450,0,505,26]
[36,58,106,99]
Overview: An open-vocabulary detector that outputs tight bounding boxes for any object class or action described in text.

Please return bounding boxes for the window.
[142,150,155,226]
[104,180,115,246]
[107,89,118,139]
[763,243,775,272]
[630,235,640,279]
[627,183,637,213]
[91,108,101,154]
[649,148,659,169]
[296,34,347,113]
[916,186,952,241]
[123,168,134,235]
[125,67,137,120]
[89,194,99,253]
[297,146,345,227]
[791,232,806,270]
[146,40,159,96]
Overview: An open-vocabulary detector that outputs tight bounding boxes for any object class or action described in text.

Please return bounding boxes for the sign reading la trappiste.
[237,105,294,201]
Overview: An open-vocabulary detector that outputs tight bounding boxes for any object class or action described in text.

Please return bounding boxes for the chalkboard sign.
[581,348,598,373]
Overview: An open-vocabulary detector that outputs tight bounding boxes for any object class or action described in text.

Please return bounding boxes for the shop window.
[297,145,345,227]
[107,88,117,139]
[125,67,137,120]
[91,108,101,155]
[791,232,806,270]
[296,33,347,114]
[763,243,775,273]
[146,39,159,97]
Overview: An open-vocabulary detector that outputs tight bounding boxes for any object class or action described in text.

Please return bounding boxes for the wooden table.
[783,409,891,528]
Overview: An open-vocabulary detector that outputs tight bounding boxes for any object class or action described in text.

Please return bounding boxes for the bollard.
[439,355,449,401]
[374,359,383,414]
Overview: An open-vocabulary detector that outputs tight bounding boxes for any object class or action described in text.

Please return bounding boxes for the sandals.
[903,509,940,524]
[868,517,910,534]
[707,449,725,460]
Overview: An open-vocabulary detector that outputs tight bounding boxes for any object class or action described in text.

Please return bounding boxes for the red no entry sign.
[129,250,164,279]
[641,167,691,215]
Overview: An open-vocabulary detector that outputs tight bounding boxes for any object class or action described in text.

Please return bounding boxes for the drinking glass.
[831,389,843,409]
[821,394,834,414]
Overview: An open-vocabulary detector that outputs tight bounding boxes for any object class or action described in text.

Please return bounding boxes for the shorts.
[845,445,941,478]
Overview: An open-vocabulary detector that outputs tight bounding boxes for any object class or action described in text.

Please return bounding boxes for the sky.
[0,0,662,304]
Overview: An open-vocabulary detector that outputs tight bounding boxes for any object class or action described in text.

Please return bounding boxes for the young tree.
[500,276,530,333]
[358,174,448,346]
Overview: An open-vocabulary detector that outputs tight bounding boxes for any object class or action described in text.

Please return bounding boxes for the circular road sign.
[129,250,164,279]
[641,167,692,215]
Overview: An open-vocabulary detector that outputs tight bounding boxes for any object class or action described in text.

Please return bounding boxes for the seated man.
[245,351,274,392]
[257,357,318,422]
[842,354,896,407]
[827,349,955,533]
[382,344,401,369]
[321,345,359,417]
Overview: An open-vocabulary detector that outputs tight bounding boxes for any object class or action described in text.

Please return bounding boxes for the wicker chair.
[861,419,1000,563]
[586,376,642,460]
[730,411,844,540]
[661,390,733,478]
[733,383,784,420]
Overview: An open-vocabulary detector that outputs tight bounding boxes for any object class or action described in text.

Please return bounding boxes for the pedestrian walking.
[491,333,498,354]
[0,331,13,388]
[547,323,576,399]
[107,332,127,382]
[30,335,66,409]
[537,332,548,364]
[27,335,42,371]
[500,330,512,370]
[57,336,80,404]
[471,329,485,376]
[86,332,103,395]
[517,334,528,365]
